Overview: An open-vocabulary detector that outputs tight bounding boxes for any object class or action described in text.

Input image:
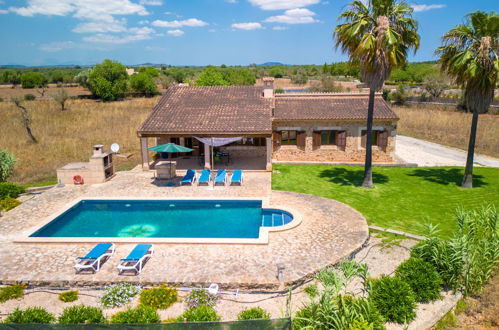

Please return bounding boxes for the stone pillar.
[140,137,149,170]
[179,137,185,146]
[266,137,272,171]
[204,143,211,169]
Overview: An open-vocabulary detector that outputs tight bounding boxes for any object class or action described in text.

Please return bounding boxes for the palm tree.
[334,0,419,187]
[436,11,498,188]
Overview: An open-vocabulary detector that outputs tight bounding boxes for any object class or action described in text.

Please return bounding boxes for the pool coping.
[15,196,302,245]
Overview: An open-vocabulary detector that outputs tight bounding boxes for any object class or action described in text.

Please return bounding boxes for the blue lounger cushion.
[198,169,211,183]
[121,244,152,261]
[214,169,226,183]
[231,169,242,183]
[181,169,196,183]
[79,243,113,260]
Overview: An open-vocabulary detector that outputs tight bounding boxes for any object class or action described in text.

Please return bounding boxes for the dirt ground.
[455,273,499,329]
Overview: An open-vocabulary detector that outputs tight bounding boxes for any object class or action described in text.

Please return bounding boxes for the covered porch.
[139,135,273,171]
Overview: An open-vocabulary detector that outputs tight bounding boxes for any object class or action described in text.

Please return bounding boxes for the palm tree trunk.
[462,110,479,188]
[362,88,375,188]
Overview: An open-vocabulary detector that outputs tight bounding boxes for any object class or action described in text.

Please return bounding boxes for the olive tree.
[88,59,128,101]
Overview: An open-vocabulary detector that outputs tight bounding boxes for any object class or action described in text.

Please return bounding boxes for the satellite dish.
[111,143,120,153]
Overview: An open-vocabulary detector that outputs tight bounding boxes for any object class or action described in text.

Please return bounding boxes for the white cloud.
[248,0,320,10]
[226,0,237,3]
[140,0,162,5]
[152,18,208,28]
[231,22,263,30]
[265,8,318,24]
[83,26,155,44]
[272,25,288,30]
[39,41,75,52]
[167,29,184,36]
[84,32,151,43]
[0,9,8,14]
[411,4,446,12]
[9,0,148,22]
[73,18,127,33]
[138,19,149,25]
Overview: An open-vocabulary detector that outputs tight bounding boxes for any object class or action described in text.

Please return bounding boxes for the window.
[313,130,347,149]
[281,130,297,145]
[321,131,336,145]
[361,130,388,149]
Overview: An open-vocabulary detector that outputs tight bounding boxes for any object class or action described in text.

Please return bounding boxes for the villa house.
[137,78,399,171]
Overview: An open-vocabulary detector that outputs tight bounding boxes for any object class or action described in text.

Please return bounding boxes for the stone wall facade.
[272,120,397,163]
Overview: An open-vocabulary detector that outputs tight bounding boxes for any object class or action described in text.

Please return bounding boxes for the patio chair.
[180,169,196,185]
[117,244,154,275]
[198,169,212,185]
[214,169,227,186]
[74,243,115,274]
[230,169,243,185]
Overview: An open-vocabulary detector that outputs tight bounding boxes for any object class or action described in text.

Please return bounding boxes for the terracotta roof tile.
[138,86,273,135]
[138,89,399,136]
[274,94,399,121]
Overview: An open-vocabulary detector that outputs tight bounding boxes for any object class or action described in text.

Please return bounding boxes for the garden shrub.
[411,205,498,296]
[237,307,270,320]
[0,182,24,199]
[23,93,36,101]
[184,288,218,309]
[176,305,221,322]
[0,150,16,182]
[4,307,55,324]
[0,284,25,302]
[304,284,319,298]
[395,257,442,302]
[100,283,141,308]
[139,284,177,309]
[58,305,106,324]
[370,275,416,324]
[110,305,160,324]
[293,295,385,330]
[58,290,79,303]
[0,197,21,211]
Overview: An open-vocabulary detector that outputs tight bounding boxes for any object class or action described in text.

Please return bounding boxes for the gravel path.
[395,135,499,167]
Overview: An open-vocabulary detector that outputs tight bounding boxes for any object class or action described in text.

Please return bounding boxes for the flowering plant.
[100,283,141,308]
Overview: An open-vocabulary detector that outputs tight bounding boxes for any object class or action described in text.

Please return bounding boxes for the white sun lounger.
[117,244,154,275]
[74,243,115,273]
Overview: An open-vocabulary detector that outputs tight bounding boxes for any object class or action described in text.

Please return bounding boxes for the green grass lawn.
[272,165,499,238]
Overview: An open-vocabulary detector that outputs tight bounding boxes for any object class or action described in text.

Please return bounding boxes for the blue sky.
[0,0,496,66]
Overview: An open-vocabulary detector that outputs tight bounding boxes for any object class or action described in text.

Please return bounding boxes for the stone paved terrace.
[0,168,368,289]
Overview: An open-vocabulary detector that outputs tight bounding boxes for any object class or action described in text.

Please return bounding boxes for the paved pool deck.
[0,168,368,289]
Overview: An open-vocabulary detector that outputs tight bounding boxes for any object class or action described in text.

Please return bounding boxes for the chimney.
[262,77,274,98]
[92,144,104,156]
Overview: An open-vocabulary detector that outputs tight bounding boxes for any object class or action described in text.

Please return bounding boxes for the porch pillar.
[140,137,149,170]
[204,143,211,169]
[179,137,185,146]
[266,137,272,171]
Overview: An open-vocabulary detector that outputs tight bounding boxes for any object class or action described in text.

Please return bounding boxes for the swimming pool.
[30,199,294,240]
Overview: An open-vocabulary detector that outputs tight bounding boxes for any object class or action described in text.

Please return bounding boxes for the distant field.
[0,97,157,184]
[393,105,499,158]
[0,84,91,99]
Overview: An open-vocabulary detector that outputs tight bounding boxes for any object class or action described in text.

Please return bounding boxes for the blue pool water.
[30,200,293,239]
